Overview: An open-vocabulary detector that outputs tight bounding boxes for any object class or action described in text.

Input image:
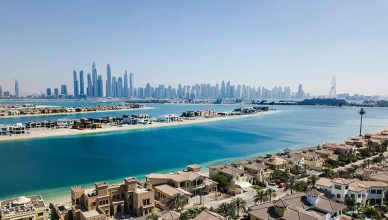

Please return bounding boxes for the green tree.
[217,203,236,219]
[345,195,356,210]
[271,170,290,183]
[231,197,247,217]
[212,174,233,193]
[358,108,366,136]
[167,193,188,212]
[254,190,269,203]
[146,213,160,220]
[308,175,318,188]
[323,168,334,178]
[293,180,308,192]
[179,206,207,220]
[285,176,296,194]
[266,188,276,201]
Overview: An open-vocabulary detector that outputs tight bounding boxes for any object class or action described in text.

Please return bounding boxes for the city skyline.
[1,1,388,96]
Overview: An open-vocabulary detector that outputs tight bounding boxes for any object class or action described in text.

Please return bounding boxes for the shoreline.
[0,107,153,119]
[0,110,278,142]
[2,121,387,205]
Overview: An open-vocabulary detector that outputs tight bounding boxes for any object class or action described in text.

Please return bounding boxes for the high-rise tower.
[92,62,98,97]
[329,77,337,98]
[14,80,19,98]
[124,71,129,98]
[106,64,112,97]
[79,70,85,96]
[73,70,79,97]
[129,73,134,97]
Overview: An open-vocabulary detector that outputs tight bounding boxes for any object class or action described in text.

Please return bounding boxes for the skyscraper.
[112,77,117,97]
[0,85,3,98]
[46,88,52,97]
[129,73,134,97]
[106,64,112,97]
[54,88,59,97]
[92,62,98,97]
[296,84,305,99]
[97,75,103,97]
[124,71,129,98]
[87,73,92,97]
[117,77,123,97]
[329,77,337,98]
[79,70,85,96]
[14,80,19,98]
[61,85,68,96]
[73,70,79,97]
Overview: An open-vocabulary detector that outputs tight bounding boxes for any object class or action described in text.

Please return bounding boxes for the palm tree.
[231,197,247,217]
[167,193,187,212]
[254,190,268,203]
[266,188,277,201]
[359,108,366,136]
[308,175,318,188]
[285,176,295,194]
[217,203,236,219]
[146,213,160,220]
[323,168,333,178]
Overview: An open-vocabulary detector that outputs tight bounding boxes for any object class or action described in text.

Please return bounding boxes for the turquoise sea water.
[0,101,387,201]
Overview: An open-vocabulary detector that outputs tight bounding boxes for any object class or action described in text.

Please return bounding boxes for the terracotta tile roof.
[154,184,192,197]
[316,178,332,188]
[193,210,225,220]
[160,211,180,220]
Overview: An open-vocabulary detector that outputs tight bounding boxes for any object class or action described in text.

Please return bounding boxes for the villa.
[264,156,288,170]
[8,123,26,135]
[71,177,154,219]
[0,195,47,220]
[249,189,346,220]
[316,177,388,205]
[156,114,181,123]
[153,184,192,210]
[208,164,254,191]
[146,165,218,197]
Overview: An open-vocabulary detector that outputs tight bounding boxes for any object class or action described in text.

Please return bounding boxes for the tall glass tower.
[79,70,85,96]
[73,70,79,97]
[14,80,19,98]
[106,64,112,97]
[124,71,129,98]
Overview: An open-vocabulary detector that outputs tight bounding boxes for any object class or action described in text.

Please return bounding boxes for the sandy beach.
[0,110,278,142]
[0,107,153,119]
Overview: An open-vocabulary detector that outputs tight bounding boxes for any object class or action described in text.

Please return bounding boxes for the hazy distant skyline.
[1,0,388,96]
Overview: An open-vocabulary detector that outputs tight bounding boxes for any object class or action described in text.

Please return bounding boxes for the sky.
[0,0,388,96]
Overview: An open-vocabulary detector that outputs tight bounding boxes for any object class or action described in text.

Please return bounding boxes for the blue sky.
[1,0,388,95]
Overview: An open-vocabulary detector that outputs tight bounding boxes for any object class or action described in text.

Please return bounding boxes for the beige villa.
[264,156,288,170]
[0,195,47,220]
[71,177,154,220]
[146,165,218,197]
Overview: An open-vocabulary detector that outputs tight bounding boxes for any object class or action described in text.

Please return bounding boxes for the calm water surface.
[0,101,387,201]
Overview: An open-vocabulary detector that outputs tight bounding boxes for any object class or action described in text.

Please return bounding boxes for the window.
[358,194,361,198]
[337,194,341,199]
[371,190,376,194]
[335,185,342,190]
[377,190,382,194]
[345,186,349,189]
[351,194,355,198]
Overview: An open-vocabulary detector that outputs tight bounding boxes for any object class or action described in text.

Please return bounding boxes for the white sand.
[0,110,278,142]
[0,107,153,119]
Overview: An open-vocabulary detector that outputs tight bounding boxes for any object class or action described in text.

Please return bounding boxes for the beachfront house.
[56,119,74,128]
[153,185,191,210]
[316,177,388,205]
[71,177,154,219]
[248,189,346,220]
[0,124,8,135]
[146,165,218,197]
[0,195,47,220]
[130,114,150,124]
[264,156,288,170]
[8,123,26,135]
[156,114,180,123]
[208,164,254,192]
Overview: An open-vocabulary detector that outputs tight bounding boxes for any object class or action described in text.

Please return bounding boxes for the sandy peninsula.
[0,110,278,142]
